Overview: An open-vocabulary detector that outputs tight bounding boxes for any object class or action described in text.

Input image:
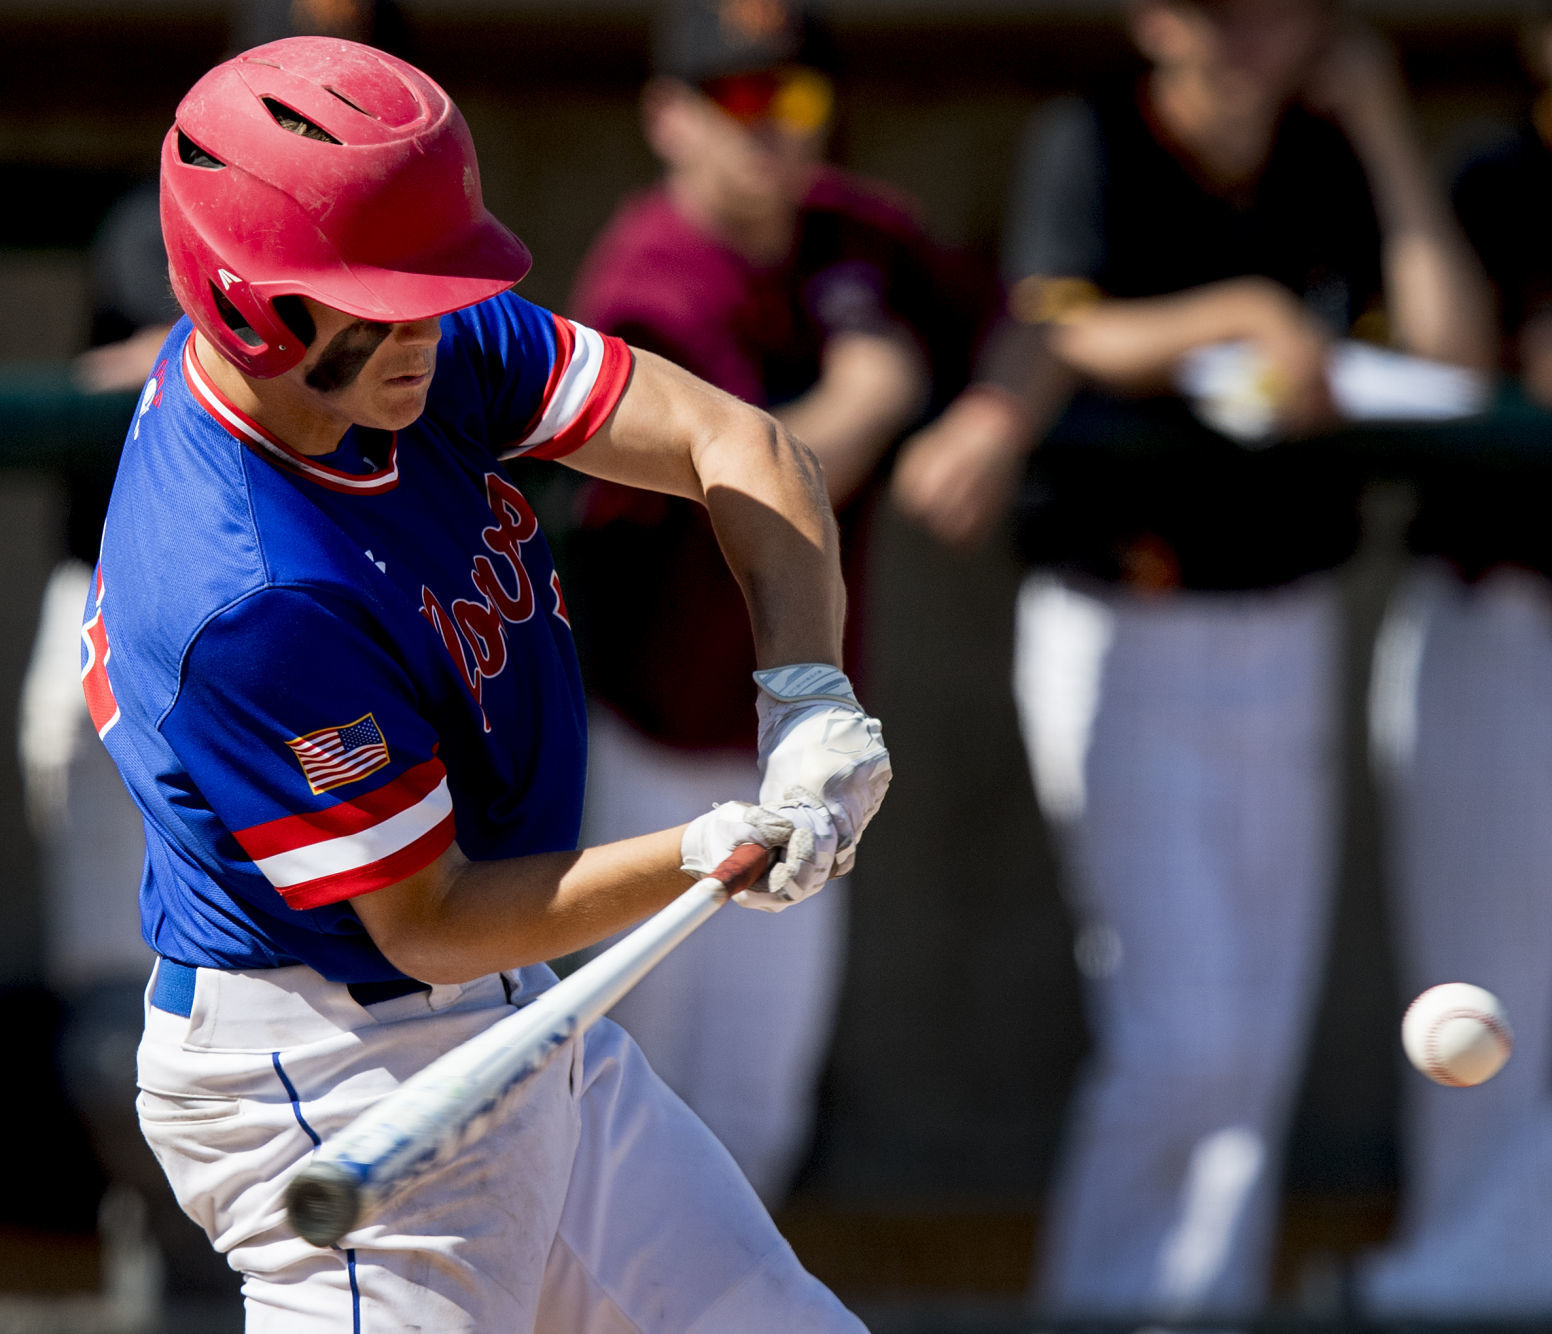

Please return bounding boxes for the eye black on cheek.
[305,321,393,393]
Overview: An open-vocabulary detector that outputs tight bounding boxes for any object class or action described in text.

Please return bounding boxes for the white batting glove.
[753,663,892,878]
[680,793,839,912]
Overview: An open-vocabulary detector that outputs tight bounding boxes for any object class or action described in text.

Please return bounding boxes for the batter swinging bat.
[284,842,772,1248]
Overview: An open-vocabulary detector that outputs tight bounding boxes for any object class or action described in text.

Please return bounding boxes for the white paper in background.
[1176,339,1492,446]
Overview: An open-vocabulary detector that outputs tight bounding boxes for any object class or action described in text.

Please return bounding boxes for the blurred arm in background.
[895,8,1493,551]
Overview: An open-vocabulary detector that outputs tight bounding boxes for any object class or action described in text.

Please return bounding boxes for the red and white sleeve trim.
[505,315,632,461]
[233,758,455,910]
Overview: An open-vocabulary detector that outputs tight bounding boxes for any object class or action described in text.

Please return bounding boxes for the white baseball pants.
[581,707,849,1204]
[1361,559,1552,1316]
[136,959,864,1332]
[1013,573,1341,1318]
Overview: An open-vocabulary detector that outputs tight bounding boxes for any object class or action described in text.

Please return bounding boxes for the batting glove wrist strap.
[752,663,859,709]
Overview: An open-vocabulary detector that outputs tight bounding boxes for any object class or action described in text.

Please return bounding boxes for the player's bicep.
[559,348,758,501]
[163,588,455,912]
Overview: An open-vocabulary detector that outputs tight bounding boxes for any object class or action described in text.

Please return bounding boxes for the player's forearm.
[1353,135,1495,368]
[1334,61,1466,268]
[562,347,845,665]
[1379,232,1496,371]
[973,317,1079,439]
[354,831,693,982]
[703,444,845,668]
[1050,278,1299,388]
[1517,315,1552,407]
[1327,70,1495,370]
[691,400,846,669]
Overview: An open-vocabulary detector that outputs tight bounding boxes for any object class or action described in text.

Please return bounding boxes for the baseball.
[1401,982,1512,1087]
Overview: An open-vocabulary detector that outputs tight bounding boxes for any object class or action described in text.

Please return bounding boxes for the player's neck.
[193,332,352,457]
[1146,68,1279,191]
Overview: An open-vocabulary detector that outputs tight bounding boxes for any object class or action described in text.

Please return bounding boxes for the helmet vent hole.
[272,295,316,347]
[326,86,376,118]
[177,130,224,169]
[210,283,265,349]
[262,98,342,145]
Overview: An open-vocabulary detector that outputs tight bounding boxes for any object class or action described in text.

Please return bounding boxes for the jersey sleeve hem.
[503,315,633,462]
[278,817,455,910]
[233,757,456,910]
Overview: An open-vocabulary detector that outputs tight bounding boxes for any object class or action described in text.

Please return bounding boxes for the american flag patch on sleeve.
[286,713,391,794]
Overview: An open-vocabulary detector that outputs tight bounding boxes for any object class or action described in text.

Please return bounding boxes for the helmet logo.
[217,268,243,290]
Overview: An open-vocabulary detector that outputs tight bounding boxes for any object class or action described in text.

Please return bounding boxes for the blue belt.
[151,959,430,1018]
[150,959,199,1017]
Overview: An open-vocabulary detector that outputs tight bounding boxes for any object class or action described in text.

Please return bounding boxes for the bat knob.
[285,1161,362,1248]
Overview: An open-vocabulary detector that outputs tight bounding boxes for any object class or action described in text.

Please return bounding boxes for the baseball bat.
[284,842,772,1248]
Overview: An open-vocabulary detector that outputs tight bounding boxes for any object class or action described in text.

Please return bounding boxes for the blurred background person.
[565,0,992,1204]
[1362,2,1552,1317]
[892,0,1493,1320]
[229,0,414,51]
[18,168,226,1318]
[16,2,412,1317]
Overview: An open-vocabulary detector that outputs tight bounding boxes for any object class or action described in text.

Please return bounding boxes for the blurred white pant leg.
[1015,574,1341,1318]
[19,559,149,990]
[538,1017,866,1334]
[18,562,235,1298]
[1363,561,1552,1316]
[581,708,848,1202]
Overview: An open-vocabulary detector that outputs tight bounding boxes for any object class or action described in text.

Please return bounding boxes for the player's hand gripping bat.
[283,843,772,1247]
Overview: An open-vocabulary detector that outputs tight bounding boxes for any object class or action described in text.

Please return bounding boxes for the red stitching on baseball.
[1415,1005,1512,1086]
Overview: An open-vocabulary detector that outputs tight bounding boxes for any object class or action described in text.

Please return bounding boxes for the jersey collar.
[182,336,400,495]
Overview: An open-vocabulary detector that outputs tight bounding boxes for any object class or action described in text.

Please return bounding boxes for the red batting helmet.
[161,37,533,378]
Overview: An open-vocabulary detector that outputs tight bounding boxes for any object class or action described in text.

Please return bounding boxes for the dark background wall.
[0,0,1534,1270]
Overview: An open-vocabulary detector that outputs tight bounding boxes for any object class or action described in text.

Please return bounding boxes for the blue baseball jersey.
[83,290,632,983]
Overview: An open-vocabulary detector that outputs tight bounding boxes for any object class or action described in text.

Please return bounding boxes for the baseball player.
[91,36,886,1332]
[1362,6,1552,1312]
[566,0,989,1203]
[894,0,1492,1319]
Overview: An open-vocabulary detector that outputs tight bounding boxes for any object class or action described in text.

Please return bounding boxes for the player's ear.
[641,77,705,167]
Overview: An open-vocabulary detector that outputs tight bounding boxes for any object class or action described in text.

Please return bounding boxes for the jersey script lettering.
[420,472,552,721]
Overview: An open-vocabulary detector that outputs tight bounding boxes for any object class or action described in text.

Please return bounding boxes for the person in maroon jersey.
[566,0,992,1203]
